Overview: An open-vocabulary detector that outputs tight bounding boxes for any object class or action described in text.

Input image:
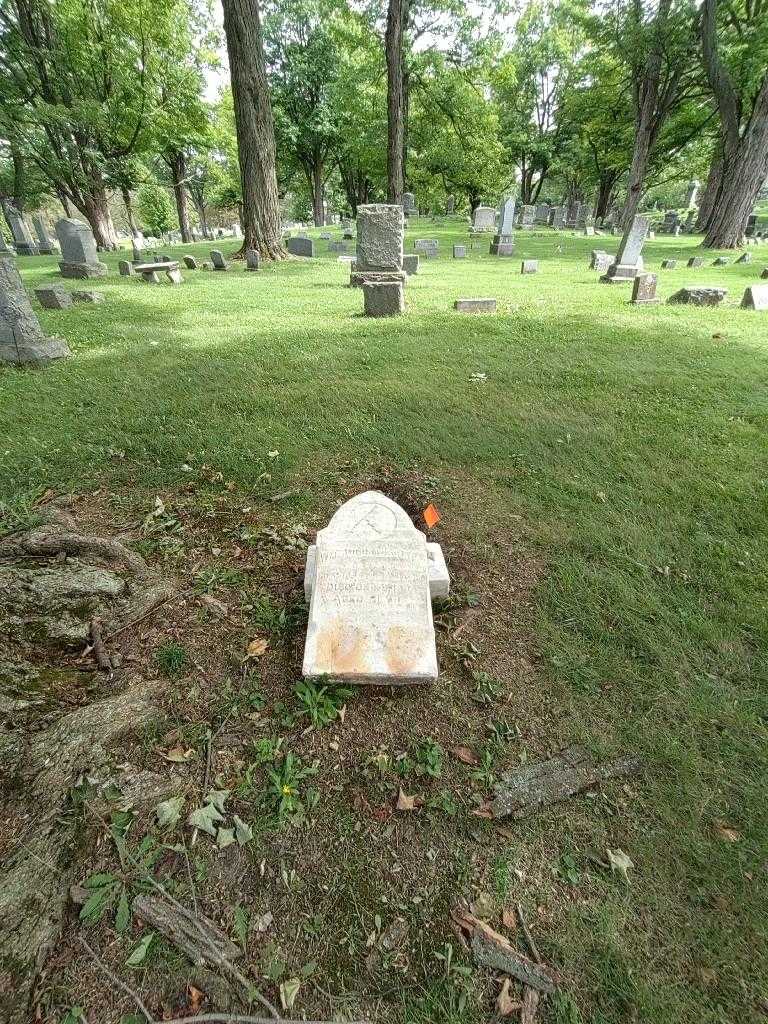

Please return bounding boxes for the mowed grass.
[2,219,768,1022]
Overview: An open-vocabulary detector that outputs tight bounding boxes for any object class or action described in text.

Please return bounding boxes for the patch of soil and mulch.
[1,464,636,1024]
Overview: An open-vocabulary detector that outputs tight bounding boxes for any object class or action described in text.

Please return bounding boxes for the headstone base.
[490,235,514,256]
[600,263,642,283]
[15,242,39,257]
[349,270,406,289]
[363,280,404,317]
[1,334,70,365]
[58,260,107,279]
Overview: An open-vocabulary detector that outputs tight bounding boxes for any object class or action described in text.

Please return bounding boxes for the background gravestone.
[32,216,58,255]
[7,210,38,256]
[490,196,515,256]
[601,215,648,283]
[472,206,496,232]
[54,219,107,278]
[0,258,71,365]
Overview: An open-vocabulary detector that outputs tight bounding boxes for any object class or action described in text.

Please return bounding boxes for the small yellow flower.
[282,784,295,796]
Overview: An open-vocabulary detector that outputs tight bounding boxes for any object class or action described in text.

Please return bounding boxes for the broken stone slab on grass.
[72,289,106,303]
[455,298,497,313]
[302,491,447,684]
[35,286,73,310]
[668,287,727,306]
[490,744,640,819]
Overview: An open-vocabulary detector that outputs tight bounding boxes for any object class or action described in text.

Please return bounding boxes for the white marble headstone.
[302,491,448,683]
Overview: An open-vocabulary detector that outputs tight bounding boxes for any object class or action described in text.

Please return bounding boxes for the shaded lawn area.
[1,220,767,1023]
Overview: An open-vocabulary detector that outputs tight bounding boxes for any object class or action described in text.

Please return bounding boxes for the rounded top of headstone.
[321,491,418,542]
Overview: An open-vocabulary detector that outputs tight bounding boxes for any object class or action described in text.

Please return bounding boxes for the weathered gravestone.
[519,205,535,229]
[72,289,105,303]
[472,206,496,232]
[521,259,538,274]
[455,298,496,313]
[590,250,612,273]
[453,245,466,259]
[328,241,348,254]
[713,256,729,265]
[740,285,768,310]
[210,250,228,271]
[7,210,38,256]
[631,273,659,305]
[402,192,417,216]
[34,286,72,310]
[490,196,515,256]
[600,215,648,283]
[668,287,727,306]
[551,207,565,230]
[662,211,679,234]
[350,204,405,288]
[736,252,751,264]
[302,491,448,683]
[684,179,700,207]
[687,256,704,268]
[246,249,260,271]
[55,219,107,278]
[32,216,58,255]
[661,259,677,269]
[0,258,70,365]
[363,280,404,317]
[535,204,550,224]
[118,260,134,277]
[183,255,198,270]
[287,237,314,257]
[403,254,419,275]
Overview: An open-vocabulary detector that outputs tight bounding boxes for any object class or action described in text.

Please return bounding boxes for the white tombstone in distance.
[302,491,449,683]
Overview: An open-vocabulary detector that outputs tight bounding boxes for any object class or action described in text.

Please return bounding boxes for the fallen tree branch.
[79,933,154,1023]
[515,902,543,964]
[132,894,242,966]
[451,909,558,994]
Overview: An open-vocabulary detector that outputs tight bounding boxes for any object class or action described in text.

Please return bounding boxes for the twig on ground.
[515,902,543,964]
[191,712,232,847]
[181,834,198,915]
[79,935,154,1024]
[105,586,194,640]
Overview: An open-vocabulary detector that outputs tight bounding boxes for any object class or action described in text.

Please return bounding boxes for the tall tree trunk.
[73,174,119,249]
[402,65,410,189]
[121,185,138,236]
[221,0,286,259]
[596,171,619,220]
[167,150,192,242]
[621,0,673,229]
[695,150,722,232]
[385,0,405,204]
[311,155,324,226]
[700,0,768,248]
[57,189,72,217]
[11,144,24,212]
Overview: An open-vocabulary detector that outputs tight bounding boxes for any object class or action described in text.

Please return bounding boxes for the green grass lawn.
[2,219,767,1023]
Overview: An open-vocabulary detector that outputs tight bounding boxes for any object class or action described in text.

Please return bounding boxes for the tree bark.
[700,0,768,248]
[121,185,138,236]
[695,150,722,233]
[77,177,119,250]
[385,0,405,204]
[310,155,324,226]
[221,0,286,259]
[11,143,25,211]
[166,149,193,242]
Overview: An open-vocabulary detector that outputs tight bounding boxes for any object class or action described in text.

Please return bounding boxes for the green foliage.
[416,738,444,778]
[138,183,176,237]
[293,679,354,728]
[265,752,318,823]
[156,642,188,677]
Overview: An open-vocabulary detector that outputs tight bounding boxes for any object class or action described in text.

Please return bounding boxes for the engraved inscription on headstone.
[302,492,448,683]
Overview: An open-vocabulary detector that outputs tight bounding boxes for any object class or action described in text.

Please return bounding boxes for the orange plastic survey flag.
[423,503,441,529]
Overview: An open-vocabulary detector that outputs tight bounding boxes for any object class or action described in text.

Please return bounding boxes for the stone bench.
[133,261,183,285]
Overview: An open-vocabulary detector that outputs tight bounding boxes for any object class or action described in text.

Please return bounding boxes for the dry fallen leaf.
[471,802,494,818]
[698,967,717,986]
[187,983,204,1013]
[245,637,269,659]
[496,978,522,1017]
[451,745,480,766]
[158,745,195,764]
[713,819,741,842]
[502,906,517,930]
[396,788,421,812]
[606,847,634,881]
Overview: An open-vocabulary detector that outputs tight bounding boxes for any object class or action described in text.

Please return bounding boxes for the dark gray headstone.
[687,257,704,268]
[7,210,38,256]
[34,286,72,310]
[32,216,57,255]
[661,259,677,270]
[210,249,228,270]
[0,258,70,364]
[287,237,314,257]
[183,255,198,269]
[246,248,260,271]
[403,253,419,275]
[118,260,134,276]
[54,219,107,278]
[668,287,726,306]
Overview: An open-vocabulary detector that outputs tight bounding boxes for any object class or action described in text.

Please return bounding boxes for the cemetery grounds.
[1,219,767,1024]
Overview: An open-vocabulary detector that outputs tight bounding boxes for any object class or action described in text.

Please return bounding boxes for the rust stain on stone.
[314,617,368,674]
[384,625,424,675]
